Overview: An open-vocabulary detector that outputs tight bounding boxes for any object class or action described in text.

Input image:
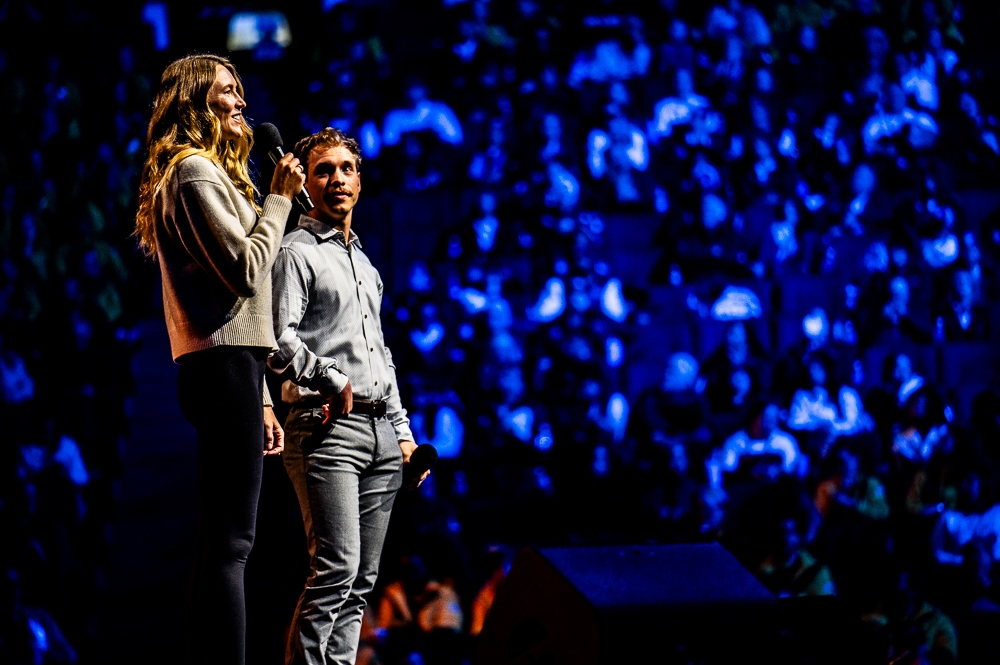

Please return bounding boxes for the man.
[268,127,425,665]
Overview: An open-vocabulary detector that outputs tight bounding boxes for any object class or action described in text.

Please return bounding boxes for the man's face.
[305,145,361,225]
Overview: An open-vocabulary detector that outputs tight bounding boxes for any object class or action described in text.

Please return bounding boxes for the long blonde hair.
[134,54,260,258]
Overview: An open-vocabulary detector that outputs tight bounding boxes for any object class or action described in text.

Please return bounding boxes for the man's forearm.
[270,329,348,396]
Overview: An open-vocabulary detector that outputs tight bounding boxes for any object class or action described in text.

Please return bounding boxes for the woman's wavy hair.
[134,54,259,258]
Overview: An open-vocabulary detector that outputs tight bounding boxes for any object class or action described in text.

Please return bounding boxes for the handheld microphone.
[404,443,438,485]
[256,122,314,211]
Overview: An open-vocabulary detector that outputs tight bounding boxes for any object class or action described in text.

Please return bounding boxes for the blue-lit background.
[3,0,1000,663]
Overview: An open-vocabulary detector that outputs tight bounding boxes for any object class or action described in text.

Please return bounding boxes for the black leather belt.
[352,400,387,417]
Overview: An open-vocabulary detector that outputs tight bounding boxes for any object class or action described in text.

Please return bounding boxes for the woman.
[134,54,303,665]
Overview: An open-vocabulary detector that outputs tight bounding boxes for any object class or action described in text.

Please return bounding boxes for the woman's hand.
[270,151,306,201]
[263,406,284,456]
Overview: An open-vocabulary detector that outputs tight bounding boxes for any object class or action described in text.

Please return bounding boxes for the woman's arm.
[168,153,302,297]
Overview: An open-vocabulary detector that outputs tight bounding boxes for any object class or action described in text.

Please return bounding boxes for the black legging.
[177,345,269,665]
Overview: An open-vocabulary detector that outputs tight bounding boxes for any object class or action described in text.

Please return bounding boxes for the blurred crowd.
[4,0,1000,663]
[355,2,1000,661]
[0,3,156,663]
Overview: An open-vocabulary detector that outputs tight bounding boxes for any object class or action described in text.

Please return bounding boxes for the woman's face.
[207,64,246,141]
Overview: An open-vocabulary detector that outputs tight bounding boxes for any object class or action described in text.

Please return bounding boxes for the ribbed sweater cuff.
[261,194,293,222]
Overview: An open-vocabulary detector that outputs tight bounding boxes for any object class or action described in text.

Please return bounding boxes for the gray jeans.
[282,406,403,665]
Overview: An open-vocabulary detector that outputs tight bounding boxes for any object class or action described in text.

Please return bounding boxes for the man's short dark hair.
[292,127,362,175]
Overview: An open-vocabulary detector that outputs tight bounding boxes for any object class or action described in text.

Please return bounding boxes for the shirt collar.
[296,215,362,248]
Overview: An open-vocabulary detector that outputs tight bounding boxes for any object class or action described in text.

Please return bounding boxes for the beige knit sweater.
[153,155,291,396]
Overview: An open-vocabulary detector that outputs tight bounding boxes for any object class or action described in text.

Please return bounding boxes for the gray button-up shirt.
[268,215,413,443]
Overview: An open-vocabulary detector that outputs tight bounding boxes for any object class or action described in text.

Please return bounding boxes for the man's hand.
[263,406,284,456]
[321,380,353,425]
[399,440,431,489]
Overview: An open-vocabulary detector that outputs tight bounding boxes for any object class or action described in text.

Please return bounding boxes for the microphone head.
[255,122,283,154]
[412,443,438,468]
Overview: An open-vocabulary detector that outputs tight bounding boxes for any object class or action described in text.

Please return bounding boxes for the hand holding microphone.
[403,443,438,490]
[256,122,313,211]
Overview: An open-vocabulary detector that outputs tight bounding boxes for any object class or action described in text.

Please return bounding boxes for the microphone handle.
[267,147,314,211]
[404,444,438,481]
